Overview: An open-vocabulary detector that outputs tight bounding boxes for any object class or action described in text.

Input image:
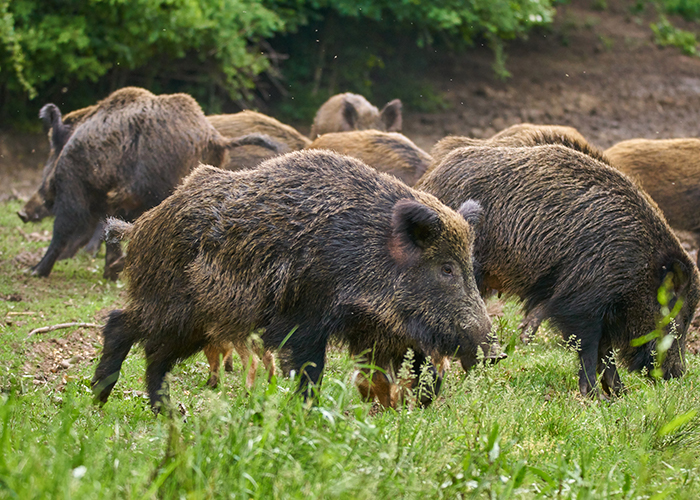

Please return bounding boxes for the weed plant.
[1,199,699,498]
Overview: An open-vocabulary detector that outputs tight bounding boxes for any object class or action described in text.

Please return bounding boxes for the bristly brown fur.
[208,110,310,170]
[417,144,700,398]
[428,123,608,173]
[91,149,496,411]
[27,87,282,280]
[605,138,700,263]
[305,130,431,186]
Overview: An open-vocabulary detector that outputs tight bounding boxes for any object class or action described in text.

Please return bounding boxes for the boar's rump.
[207,110,305,170]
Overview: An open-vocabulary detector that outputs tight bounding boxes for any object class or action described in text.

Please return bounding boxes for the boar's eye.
[441,264,454,277]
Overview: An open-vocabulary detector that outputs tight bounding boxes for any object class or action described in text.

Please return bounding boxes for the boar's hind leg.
[103,240,124,281]
[598,337,623,397]
[92,310,136,404]
[144,344,181,413]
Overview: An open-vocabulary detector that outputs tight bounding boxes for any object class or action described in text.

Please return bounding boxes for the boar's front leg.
[597,337,623,397]
[288,337,327,403]
[32,207,96,277]
[567,319,605,398]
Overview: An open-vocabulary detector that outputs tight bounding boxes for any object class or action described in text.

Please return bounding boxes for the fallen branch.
[27,322,101,338]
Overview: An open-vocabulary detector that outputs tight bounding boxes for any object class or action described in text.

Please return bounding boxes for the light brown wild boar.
[604,138,700,263]
[429,123,602,168]
[207,110,305,170]
[310,93,402,138]
[305,130,431,186]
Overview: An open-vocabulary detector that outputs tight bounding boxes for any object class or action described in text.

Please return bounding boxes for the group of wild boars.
[305,130,431,185]
[605,138,700,264]
[26,87,284,280]
[207,110,307,170]
[310,93,402,138]
[91,150,499,411]
[417,144,700,398]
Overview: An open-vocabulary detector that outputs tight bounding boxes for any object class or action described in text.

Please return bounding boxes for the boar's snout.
[18,195,51,223]
[17,209,30,223]
[457,309,506,372]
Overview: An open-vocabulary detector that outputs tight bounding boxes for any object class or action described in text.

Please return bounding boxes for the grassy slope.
[1,199,699,499]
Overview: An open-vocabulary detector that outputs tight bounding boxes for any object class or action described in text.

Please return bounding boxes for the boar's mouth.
[460,343,507,373]
[404,315,506,372]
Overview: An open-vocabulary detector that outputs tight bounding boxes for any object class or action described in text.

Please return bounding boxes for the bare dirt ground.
[3,0,700,361]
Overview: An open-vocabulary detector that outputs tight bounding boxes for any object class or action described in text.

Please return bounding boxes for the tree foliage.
[0,0,555,123]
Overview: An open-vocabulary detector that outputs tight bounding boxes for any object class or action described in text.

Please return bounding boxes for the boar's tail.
[104,217,134,244]
[39,103,73,152]
[223,133,290,155]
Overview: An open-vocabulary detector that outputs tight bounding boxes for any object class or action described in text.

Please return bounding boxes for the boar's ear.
[390,199,442,265]
[39,103,71,152]
[380,99,402,132]
[661,259,694,300]
[458,199,483,229]
[342,99,359,130]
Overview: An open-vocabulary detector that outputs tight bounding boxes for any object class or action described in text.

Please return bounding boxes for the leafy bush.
[651,14,699,55]
[0,0,555,124]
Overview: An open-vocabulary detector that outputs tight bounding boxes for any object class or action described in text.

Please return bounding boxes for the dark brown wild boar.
[28,87,283,280]
[310,93,402,138]
[305,130,431,186]
[429,123,603,169]
[92,150,499,412]
[207,110,305,170]
[605,138,700,264]
[417,144,700,398]
[18,104,105,258]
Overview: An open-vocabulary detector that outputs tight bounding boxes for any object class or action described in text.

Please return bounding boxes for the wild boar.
[28,87,283,280]
[605,138,700,264]
[207,110,307,170]
[417,144,700,398]
[430,123,604,167]
[92,150,497,411]
[305,130,431,186]
[310,93,402,138]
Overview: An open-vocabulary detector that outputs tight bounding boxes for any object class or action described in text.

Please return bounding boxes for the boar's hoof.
[206,373,219,389]
[486,352,508,365]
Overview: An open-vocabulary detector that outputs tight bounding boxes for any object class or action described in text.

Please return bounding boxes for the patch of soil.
[22,310,112,390]
[23,326,102,391]
[403,0,700,151]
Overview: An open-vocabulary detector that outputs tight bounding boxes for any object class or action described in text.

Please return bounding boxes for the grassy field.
[1,198,700,499]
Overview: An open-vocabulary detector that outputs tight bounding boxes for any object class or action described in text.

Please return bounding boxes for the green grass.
[1,199,700,498]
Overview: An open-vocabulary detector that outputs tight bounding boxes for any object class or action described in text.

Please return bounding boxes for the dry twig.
[27,322,101,338]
